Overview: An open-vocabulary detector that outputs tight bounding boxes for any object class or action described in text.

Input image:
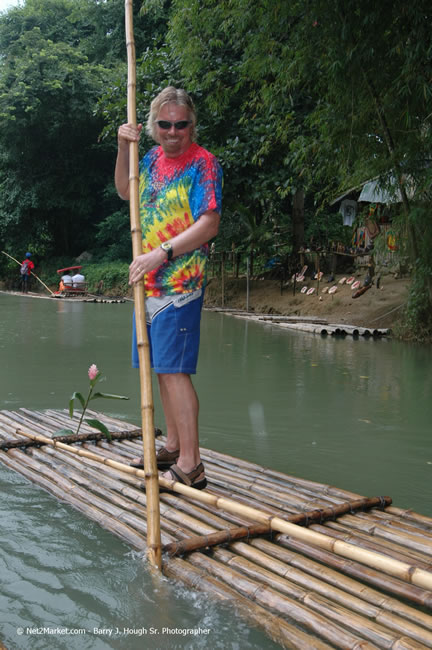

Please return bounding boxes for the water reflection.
[55,300,85,347]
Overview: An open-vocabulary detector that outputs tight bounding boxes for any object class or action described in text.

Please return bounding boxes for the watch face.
[161,242,173,259]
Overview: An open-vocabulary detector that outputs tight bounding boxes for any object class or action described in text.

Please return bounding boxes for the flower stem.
[75,386,93,436]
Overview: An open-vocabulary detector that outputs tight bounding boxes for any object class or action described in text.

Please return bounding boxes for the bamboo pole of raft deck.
[124,0,161,571]
[1,250,54,295]
[14,429,432,591]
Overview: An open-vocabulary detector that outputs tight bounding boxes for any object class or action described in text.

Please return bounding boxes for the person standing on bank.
[115,86,222,490]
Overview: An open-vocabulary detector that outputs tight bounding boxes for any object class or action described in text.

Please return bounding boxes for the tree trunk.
[364,72,419,261]
[292,189,305,259]
[235,253,240,278]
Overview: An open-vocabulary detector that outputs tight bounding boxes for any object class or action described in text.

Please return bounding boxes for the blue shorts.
[132,289,204,374]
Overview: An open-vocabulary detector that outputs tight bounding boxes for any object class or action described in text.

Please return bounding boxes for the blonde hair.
[146,86,197,142]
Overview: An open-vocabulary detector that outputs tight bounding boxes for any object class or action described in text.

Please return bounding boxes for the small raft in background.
[0,290,127,303]
[258,319,391,338]
[207,309,391,338]
[0,408,431,649]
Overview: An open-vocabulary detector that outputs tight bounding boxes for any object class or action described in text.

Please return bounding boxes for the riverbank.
[204,272,410,331]
[1,270,410,333]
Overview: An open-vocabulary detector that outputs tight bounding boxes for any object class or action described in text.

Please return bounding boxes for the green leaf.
[85,418,112,442]
[89,392,129,401]
[69,391,85,418]
[52,429,75,438]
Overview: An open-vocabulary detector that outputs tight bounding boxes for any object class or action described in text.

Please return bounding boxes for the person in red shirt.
[20,252,35,293]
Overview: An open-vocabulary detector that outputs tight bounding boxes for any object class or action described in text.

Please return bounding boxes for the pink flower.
[88,364,99,381]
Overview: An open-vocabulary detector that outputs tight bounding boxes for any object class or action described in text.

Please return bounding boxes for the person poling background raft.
[1,250,54,295]
[19,252,34,293]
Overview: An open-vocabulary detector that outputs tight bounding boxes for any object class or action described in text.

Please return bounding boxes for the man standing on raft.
[115,86,222,490]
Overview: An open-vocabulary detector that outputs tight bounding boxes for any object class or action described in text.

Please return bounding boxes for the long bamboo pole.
[162,496,392,557]
[124,0,161,570]
[14,428,432,591]
[1,250,54,295]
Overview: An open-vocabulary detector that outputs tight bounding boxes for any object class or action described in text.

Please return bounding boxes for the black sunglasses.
[156,120,191,130]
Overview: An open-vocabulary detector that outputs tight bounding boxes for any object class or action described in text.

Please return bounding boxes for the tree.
[0,25,110,255]
[286,0,432,327]
[0,0,131,257]
[165,0,321,267]
[166,0,432,329]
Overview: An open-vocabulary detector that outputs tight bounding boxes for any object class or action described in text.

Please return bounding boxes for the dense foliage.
[0,0,431,335]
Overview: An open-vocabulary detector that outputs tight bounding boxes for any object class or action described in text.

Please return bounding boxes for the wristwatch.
[160,241,173,261]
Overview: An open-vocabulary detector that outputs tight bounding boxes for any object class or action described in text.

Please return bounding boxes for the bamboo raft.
[0,290,127,303]
[262,321,391,338]
[1,409,432,649]
[210,310,391,338]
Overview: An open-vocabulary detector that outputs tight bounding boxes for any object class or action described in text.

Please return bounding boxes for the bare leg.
[157,372,201,474]
[157,373,180,452]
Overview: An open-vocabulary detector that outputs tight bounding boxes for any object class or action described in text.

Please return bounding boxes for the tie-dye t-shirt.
[139,142,222,297]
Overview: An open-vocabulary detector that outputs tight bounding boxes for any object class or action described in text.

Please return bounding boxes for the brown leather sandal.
[164,462,207,490]
[130,446,179,470]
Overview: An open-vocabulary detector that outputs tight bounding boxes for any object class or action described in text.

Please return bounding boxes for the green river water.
[0,292,431,649]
